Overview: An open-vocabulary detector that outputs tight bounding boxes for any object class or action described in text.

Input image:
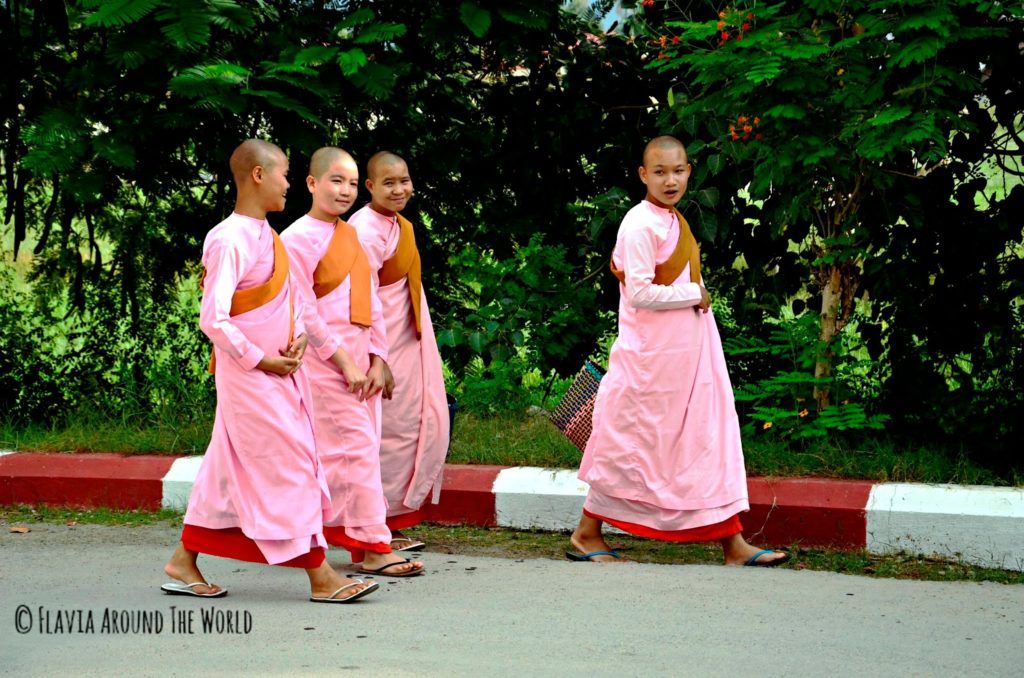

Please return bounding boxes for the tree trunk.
[814,265,842,411]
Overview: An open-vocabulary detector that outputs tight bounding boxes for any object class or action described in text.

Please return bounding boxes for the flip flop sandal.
[310,580,379,604]
[358,557,425,578]
[743,549,791,567]
[390,537,426,552]
[565,549,623,562]
[160,581,228,598]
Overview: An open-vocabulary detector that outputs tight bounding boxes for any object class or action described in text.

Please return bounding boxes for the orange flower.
[798,409,809,418]
[721,31,729,41]
[763,422,773,430]
[743,124,752,133]
[753,116,760,124]
[717,20,725,29]
[719,10,727,18]
[659,35,667,47]
[738,115,748,123]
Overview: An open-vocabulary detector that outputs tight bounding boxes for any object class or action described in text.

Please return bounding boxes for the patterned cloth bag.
[549,360,606,452]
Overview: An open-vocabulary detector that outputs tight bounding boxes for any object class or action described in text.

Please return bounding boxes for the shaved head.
[229,139,285,185]
[642,135,688,167]
[366,151,407,181]
[309,146,355,180]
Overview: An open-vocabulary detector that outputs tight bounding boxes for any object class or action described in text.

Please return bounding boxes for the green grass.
[0,416,213,456]
[2,504,183,527]
[2,411,1018,485]
[448,413,582,467]
[741,435,1014,486]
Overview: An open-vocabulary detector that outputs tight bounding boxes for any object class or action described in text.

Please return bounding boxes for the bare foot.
[164,542,223,595]
[360,552,424,576]
[307,561,376,600]
[388,530,425,551]
[721,533,789,567]
[569,515,623,563]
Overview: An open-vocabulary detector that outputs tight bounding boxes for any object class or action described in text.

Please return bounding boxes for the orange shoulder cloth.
[377,213,422,335]
[312,219,372,328]
[201,230,293,374]
[609,206,701,286]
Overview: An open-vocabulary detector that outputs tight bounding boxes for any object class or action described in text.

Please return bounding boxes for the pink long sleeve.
[368,277,388,361]
[620,216,703,311]
[199,238,265,371]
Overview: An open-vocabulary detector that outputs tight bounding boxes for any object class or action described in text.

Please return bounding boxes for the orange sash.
[311,219,372,328]
[610,206,701,286]
[201,231,293,374]
[377,213,422,335]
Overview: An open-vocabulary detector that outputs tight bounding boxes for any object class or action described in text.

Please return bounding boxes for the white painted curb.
[866,483,1024,571]
[493,467,588,531]
[133,456,1024,572]
[161,456,204,511]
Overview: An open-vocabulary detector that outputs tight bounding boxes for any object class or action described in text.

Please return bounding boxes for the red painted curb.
[0,453,876,550]
[745,478,874,549]
[0,453,176,511]
[426,464,504,527]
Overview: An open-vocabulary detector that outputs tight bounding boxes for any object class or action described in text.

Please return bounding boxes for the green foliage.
[2,0,665,423]
[2,0,1021,479]
[437,234,612,414]
[459,2,492,37]
[0,263,213,429]
[726,310,889,440]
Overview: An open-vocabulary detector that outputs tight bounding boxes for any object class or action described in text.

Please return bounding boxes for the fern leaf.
[84,0,160,27]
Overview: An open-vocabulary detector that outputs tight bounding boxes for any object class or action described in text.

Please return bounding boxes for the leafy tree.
[1,0,671,420]
[646,0,1022,414]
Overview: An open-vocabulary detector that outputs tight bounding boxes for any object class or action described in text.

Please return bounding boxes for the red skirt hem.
[583,509,742,543]
[322,526,391,557]
[182,525,325,569]
[386,508,428,531]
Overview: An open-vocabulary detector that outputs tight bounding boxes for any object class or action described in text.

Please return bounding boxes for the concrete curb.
[1,451,1021,571]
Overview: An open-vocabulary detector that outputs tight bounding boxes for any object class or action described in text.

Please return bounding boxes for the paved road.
[1,522,1022,677]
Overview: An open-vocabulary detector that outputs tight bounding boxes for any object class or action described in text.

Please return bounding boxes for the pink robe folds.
[281,214,392,558]
[183,212,331,567]
[349,205,450,525]
[578,200,749,541]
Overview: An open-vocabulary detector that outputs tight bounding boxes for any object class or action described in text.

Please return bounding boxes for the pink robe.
[349,205,450,517]
[280,214,391,547]
[578,200,749,532]
[184,212,331,564]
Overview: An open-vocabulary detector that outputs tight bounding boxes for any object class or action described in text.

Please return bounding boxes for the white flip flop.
[160,581,228,598]
[310,580,379,604]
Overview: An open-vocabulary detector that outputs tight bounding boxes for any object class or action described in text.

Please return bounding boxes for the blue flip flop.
[566,549,623,562]
[744,549,791,567]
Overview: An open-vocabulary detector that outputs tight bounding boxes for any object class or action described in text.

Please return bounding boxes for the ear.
[364,178,374,192]
[638,165,649,186]
[306,175,316,194]
[251,165,264,184]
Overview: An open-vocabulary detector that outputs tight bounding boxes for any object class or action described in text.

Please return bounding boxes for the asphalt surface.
[1,522,1022,677]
